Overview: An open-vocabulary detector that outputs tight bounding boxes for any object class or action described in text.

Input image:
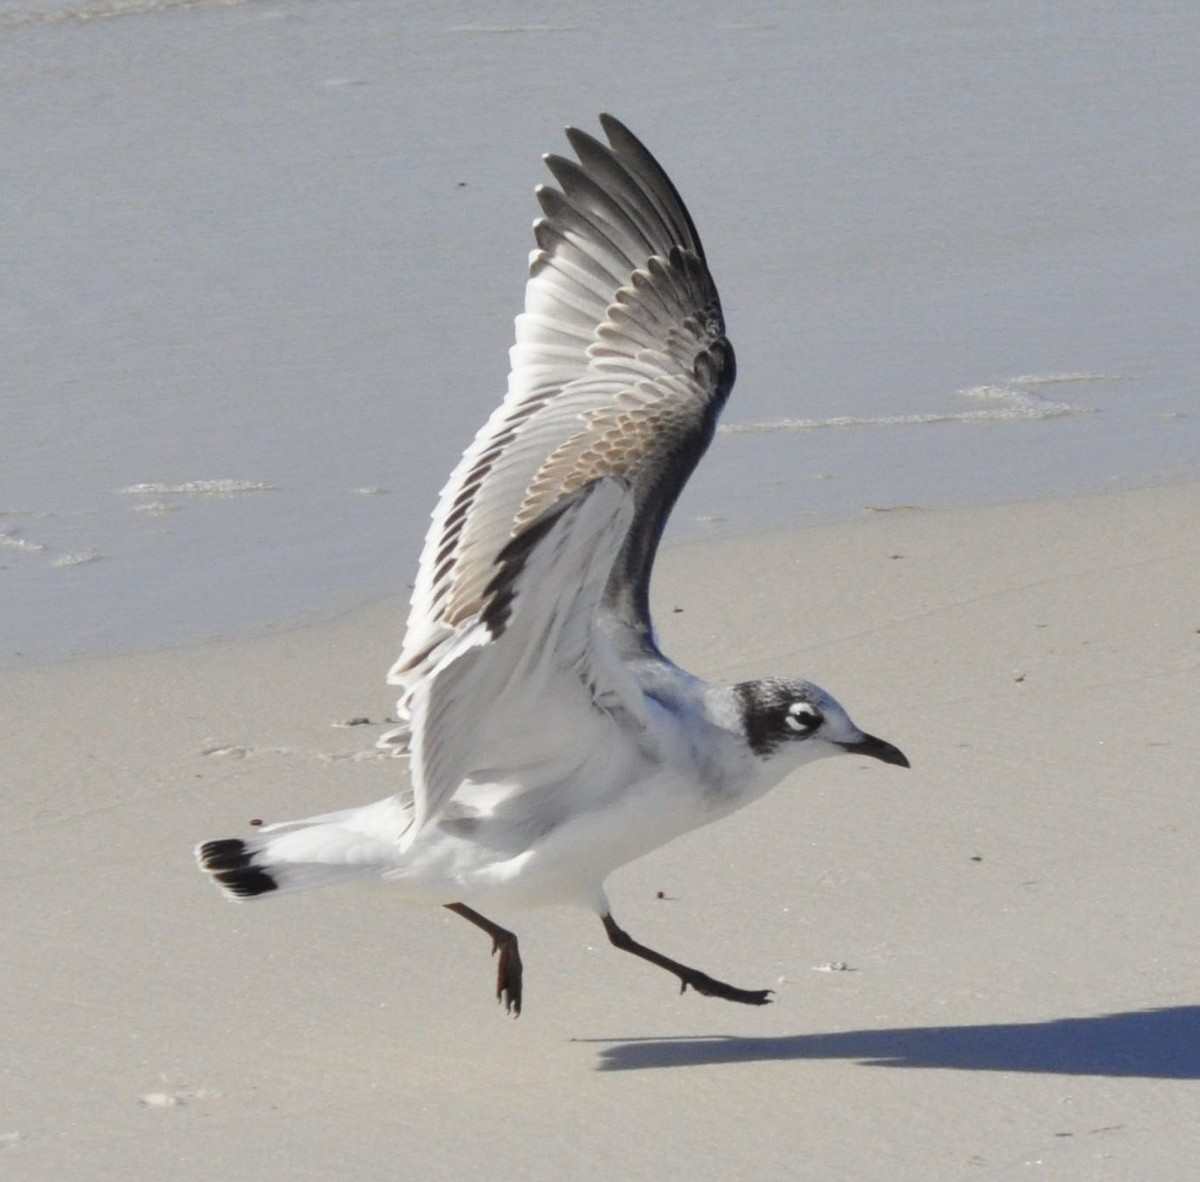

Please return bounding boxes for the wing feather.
[405,478,643,834]
[389,115,736,711]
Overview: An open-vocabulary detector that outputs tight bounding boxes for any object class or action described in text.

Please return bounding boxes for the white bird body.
[197,116,908,1014]
[242,663,824,912]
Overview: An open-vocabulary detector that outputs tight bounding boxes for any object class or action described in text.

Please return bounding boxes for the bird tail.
[195,796,412,901]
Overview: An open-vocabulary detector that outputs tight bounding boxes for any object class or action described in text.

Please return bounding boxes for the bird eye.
[784,702,821,733]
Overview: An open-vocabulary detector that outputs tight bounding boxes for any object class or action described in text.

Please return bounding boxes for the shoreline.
[9,466,1197,677]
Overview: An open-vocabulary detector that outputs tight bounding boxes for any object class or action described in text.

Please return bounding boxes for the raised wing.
[404,477,649,835]
[388,114,736,706]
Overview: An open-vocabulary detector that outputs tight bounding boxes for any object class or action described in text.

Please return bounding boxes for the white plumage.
[197,116,908,1015]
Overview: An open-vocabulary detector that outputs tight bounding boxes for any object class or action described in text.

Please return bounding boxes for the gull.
[196,115,909,1015]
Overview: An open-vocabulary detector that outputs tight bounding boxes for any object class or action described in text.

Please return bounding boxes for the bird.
[196,114,909,1016]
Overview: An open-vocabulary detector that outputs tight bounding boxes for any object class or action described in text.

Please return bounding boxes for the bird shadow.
[579,1005,1200,1078]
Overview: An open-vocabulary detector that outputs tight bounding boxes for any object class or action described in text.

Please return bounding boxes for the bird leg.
[445,902,523,1016]
[601,913,772,1006]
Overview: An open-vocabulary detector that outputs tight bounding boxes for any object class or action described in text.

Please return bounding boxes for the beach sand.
[3,479,1198,1179]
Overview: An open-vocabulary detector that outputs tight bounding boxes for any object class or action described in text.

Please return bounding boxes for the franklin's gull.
[197,115,909,1015]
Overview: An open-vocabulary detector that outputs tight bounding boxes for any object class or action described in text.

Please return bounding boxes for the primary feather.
[389,115,735,714]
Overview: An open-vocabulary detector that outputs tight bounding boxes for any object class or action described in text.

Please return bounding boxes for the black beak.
[840,733,910,768]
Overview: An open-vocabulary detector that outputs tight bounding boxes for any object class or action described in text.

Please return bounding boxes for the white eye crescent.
[784,702,821,732]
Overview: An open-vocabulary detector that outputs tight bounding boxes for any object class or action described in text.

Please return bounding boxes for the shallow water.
[3,0,1197,666]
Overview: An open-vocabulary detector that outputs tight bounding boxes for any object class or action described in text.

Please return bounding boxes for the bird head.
[734,677,909,770]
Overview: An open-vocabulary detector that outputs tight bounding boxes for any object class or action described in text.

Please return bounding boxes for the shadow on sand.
[582,1005,1200,1077]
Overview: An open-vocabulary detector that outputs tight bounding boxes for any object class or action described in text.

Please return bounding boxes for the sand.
[3,478,1199,1180]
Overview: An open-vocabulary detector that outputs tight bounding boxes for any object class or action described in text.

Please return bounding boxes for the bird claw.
[492,937,523,1017]
[678,970,773,1006]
